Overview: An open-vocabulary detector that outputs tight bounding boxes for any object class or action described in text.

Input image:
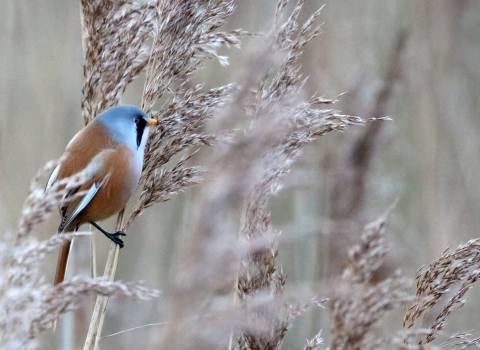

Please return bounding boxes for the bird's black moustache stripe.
[136,118,147,148]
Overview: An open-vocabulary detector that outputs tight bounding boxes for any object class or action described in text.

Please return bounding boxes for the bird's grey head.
[96,105,152,151]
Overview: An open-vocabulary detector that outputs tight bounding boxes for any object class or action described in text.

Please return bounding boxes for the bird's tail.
[54,240,71,286]
[53,238,72,331]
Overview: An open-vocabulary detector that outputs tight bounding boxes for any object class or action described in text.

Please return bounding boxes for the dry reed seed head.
[16,160,88,243]
[126,85,235,227]
[236,294,322,350]
[403,239,480,348]
[234,69,386,350]
[131,0,243,227]
[142,0,239,111]
[15,159,58,241]
[0,233,137,350]
[342,212,390,284]
[329,210,411,350]
[440,332,480,350]
[126,83,236,227]
[31,278,159,340]
[150,83,235,145]
[330,277,411,350]
[231,1,386,348]
[153,64,309,348]
[1,160,86,349]
[7,233,77,286]
[304,331,324,350]
[126,158,206,229]
[80,0,157,122]
[363,329,441,350]
[259,0,324,104]
[2,157,157,348]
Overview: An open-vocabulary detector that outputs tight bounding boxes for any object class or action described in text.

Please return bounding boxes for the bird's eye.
[134,118,140,124]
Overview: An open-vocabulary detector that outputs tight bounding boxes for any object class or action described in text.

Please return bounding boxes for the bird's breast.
[74,145,142,223]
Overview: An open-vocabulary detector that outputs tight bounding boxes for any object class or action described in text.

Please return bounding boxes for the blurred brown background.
[2,0,480,348]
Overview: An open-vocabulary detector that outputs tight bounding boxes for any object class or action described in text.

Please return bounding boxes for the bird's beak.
[147,119,158,126]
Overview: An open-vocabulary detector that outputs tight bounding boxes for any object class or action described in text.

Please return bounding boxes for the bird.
[46,105,157,286]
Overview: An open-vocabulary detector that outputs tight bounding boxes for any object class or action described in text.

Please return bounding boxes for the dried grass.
[80,0,157,124]
[404,239,480,349]
[3,0,480,349]
[329,208,411,350]
[0,163,158,350]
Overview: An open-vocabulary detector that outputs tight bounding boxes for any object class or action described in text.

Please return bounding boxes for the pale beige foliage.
[0,164,158,350]
[5,1,480,350]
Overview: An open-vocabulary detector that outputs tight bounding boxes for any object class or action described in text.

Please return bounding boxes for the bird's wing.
[46,162,95,232]
[57,149,113,233]
[46,164,61,189]
[57,181,102,233]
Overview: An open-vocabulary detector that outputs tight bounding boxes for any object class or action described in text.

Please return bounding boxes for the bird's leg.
[89,221,126,248]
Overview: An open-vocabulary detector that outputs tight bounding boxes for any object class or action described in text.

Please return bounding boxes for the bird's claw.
[106,231,126,248]
[89,222,127,248]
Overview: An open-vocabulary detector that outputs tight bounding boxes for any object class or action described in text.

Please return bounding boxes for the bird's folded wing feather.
[57,182,102,233]
[51,149,114,233]
[46,164,61,190]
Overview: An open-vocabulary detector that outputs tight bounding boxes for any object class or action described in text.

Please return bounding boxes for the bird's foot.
[104,231,126,248]
[89,221,127,248]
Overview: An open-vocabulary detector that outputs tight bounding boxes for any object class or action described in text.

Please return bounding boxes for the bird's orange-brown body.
[49,105,156,286]
[57,123,141,227]
[54,121,141,285]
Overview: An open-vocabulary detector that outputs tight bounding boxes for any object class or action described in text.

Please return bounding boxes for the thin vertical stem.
[90,225,97,311]
[83,209,124,350]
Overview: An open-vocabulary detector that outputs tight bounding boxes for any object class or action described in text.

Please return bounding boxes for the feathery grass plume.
[151,80,325,347]
[329,209,411,350]
[126,0,244,228]
[440,332,480,350]
[304,331,324,350]
[147,32,327,345]
[0,163,158,350]
[80,0,157,123]
[149,49,377,346]
[15,160,90,243]
[15,160,61,242]
[234,1,384,348]
[151,50,286,349]
[403,239,480,349]
[141,0,241,112]
[35,277,158,335]
[126,83,234,228]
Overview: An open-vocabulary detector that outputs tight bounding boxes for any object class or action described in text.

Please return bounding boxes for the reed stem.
[83,210,124,350]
